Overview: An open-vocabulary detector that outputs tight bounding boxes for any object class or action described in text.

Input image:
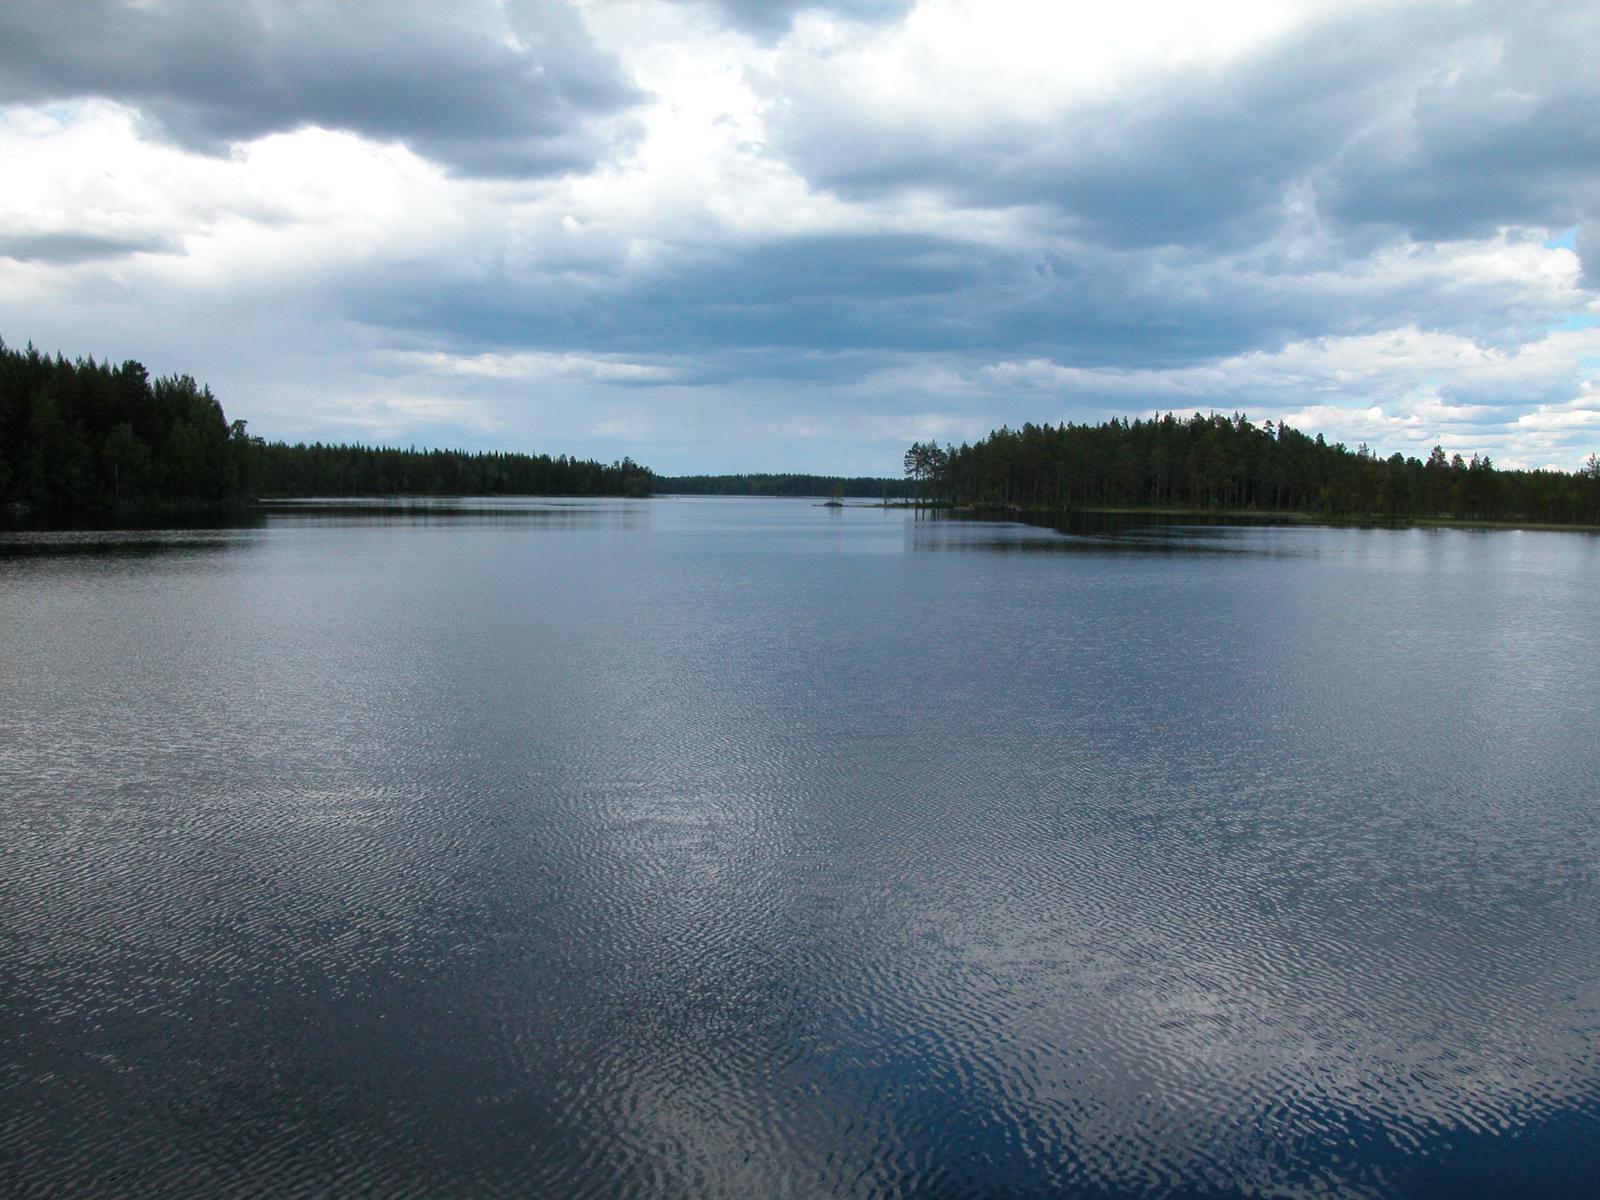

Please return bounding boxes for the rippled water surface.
[4,498,1598,1198]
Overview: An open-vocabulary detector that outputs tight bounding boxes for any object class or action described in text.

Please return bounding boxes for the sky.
[1,0,1598,476]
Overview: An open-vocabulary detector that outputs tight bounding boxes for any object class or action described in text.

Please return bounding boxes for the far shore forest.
[0,339,652,506]
[904,420,1600,525]
[3,338,1598,526]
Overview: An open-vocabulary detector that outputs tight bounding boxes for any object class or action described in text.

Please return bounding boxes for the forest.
[657,473,912,498]
[906,413,1600,525]
[9,337,1599,523]
[0,339,653,508]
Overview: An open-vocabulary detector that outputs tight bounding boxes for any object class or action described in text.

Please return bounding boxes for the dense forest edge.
[7,337,1599,524]
[657,473,913,498]
[905,416,1600,526]
[0,338,653,509]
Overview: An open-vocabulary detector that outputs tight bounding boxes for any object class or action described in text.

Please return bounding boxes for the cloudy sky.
[1,0,1597,474]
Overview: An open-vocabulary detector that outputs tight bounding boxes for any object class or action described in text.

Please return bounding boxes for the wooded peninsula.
[0,339,653,508]
[905,417,1600,526]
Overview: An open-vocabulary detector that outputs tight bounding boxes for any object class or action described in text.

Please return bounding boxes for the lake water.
[3,497,1598,1199]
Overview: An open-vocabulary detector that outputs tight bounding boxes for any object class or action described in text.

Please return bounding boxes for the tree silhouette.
[911,413,1600,525]
[0,337,656,510]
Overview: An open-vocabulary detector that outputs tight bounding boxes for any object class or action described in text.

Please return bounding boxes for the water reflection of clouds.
[8,496,1599,1197]
[891,819,1600,1192]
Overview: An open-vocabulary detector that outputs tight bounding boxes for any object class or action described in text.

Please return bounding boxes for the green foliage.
[912,413,1600,524]
[902,442,948,503]
[0,337,655,509]
[253,443,653,499]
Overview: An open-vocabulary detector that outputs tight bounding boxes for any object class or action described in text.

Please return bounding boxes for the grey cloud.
[0,0,642,178]
[763,3,1598,252]
[6,2,1594,473]
[346,232,1008,366]
[342,221,1567,388]
[1319,5,1600,240]
[1580,222,1600,289]
[689,0,910,40]
[0,231,180,263]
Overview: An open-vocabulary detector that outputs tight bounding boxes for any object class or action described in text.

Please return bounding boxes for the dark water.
[3,497,1598,1199]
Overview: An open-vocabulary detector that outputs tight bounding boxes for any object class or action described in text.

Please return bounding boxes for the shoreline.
[933,501,1600,534]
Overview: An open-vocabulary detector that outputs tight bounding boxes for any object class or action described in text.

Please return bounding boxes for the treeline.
[906,413,1600,524]
[0,339,653,508]
[255,444,651,499]
[658,473,913,498]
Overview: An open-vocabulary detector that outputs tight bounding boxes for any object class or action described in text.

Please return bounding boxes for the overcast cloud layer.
[2,0,1597,473]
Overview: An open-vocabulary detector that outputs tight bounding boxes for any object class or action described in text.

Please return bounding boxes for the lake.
[3,497,1598,1198]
